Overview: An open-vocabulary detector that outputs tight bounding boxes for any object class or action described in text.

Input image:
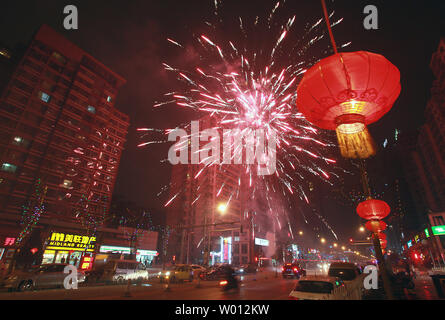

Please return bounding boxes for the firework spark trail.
[139,1,351,240]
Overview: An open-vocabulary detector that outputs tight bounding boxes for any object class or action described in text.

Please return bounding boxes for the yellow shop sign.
[46,232,96,252]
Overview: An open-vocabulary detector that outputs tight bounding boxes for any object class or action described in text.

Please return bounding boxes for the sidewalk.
[410,272,443,300]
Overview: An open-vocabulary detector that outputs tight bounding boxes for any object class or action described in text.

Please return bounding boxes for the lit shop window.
[38,91,51,103]
[1,163,17,173]
[87,105,96,114]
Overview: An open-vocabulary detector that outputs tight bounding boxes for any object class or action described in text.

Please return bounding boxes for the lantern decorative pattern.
[365,220,387,233]
[296,51,401,158]
[356,198,390,220]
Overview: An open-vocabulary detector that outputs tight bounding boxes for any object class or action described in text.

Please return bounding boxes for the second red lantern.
[356,198,390,220]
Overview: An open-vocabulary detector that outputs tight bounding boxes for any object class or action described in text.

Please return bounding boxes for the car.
[238,264,258,274]
[159,265,194,283]
[327,262,365,299]
[189,264,207,278]
[1,263,85,291]
[282,263,306,279]
[86,259,149,284]
[199,265,232,281]
[289,276,348,300]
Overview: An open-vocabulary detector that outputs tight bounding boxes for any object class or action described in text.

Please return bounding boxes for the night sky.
[1,0,444,244]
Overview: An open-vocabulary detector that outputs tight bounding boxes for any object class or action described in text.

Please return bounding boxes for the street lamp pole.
[359,160,395,300]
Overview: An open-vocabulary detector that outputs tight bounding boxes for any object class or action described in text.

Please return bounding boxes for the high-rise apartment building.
[0,25,129,268]
[406,38,445,220]
[165,116,275,265]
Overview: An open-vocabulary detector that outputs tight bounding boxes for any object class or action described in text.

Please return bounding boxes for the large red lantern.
[365,220,387,233]
[356,198,390,220]
[296,51,401,158]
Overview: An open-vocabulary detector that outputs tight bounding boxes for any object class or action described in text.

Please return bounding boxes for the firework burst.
[139,1,351,239]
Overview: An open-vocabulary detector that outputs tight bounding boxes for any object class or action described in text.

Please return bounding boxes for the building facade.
[402,38,445,230]
[165,116,275,265]
[0,25,129,270]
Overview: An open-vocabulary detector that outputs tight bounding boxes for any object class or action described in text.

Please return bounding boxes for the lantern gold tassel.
[335,125,376,159]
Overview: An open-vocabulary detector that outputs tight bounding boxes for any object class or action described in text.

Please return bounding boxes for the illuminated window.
[61,179,73,189]
[52,52,66,64]
[38,91,51,103]
[87,105,96,114]
[1,163,17,173]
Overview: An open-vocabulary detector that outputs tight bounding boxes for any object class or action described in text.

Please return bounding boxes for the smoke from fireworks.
[138,1,351,239]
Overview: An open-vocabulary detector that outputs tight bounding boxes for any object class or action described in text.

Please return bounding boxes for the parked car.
[327,262,364,299]
[86,259,149,283]
[159,265,194,283]
[289,276,348,300]
[282,263,306,279]
[1,263,85,291]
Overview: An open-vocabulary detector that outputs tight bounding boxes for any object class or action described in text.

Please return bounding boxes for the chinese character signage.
[3,237,16,246]
[432,225,445,236]
[46,232,96,252]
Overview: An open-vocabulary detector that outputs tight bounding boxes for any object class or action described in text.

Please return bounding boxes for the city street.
[0,272,294,300]
[0,269,442,300]
[0,0,445,304]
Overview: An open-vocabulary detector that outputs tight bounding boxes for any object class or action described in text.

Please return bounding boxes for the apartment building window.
[433,216,445,226]
[1,163,17,173]
[52,52,66,65]
[61,179,73,189]
[241,243,248,254]
[12,136,30,148]
[87,105,96,114]
[38,91,51,103]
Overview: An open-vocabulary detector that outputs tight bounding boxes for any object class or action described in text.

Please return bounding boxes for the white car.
[2,264,86,291]
[289,276,348,300]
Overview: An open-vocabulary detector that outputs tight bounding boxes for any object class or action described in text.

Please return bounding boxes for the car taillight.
[219,280,228,286]
[289,296,299,300]
[293,268,298,272]
[281,267,284,271]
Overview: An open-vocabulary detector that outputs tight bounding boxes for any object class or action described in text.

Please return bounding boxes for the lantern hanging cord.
[321,0,338,55]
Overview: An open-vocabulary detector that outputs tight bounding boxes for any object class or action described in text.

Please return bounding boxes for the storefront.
[0,235,18,275]
[98,245,158,266]
[42,232,97,270]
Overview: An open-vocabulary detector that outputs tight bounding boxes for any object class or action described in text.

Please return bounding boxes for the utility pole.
[359,159,395,300]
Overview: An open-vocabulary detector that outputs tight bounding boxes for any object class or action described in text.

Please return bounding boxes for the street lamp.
[299,231,303,236]
[333,243,338,248]
[217,203,228,215]
[341,246,346,250]
[320,238,326,244]
[359,226,365,232]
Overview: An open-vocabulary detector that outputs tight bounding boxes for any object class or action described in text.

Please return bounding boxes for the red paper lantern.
[376,233,386,240]
[296,51,400,158]
[356,199,390,220]
[365,220,387,233]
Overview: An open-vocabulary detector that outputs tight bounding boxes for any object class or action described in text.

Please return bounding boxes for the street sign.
[432,225,445,236]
